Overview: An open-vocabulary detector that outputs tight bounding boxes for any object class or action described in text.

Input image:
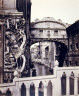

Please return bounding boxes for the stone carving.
[4,17,26,73]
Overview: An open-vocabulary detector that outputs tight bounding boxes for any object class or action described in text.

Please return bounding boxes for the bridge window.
[39,30,43,32]
[54,30,58,35]
[47,31,50,38]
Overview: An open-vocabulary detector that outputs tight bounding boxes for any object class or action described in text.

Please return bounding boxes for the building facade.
[66,21,79,66]
[0,0,31,83]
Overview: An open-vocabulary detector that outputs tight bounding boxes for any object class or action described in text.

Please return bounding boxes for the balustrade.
[0,66,79,96]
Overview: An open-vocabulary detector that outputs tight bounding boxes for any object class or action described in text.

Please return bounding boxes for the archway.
[21,83,26,96]
[30,84,35,96]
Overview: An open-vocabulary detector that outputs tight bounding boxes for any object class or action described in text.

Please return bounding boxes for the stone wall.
[0,23,4,83]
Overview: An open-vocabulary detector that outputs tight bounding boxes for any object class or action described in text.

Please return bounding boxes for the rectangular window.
[54,30,58,35]
[39,30,43,32]
[47,30,50,38]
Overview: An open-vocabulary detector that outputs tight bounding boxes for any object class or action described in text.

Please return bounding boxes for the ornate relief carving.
[4,17,26,73]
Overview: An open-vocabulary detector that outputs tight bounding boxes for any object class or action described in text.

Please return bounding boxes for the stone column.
[14,0,16,9]
[43,85,47,96]
[26,87,30,96]
[59,77,62,96]
[74,77,78,96]
[52,84,55,96]
[13,85,21,96]
[35,86,39,96]
[66,76,70,95]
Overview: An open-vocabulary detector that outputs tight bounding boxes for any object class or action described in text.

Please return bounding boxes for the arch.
[70,72,74,95]
[30,41,67,68]
[61,72,66,95]
[21,83,26,96]
[47,81,52,96]
[30,38,67,46]
[6,88,11,96]
[39,81,44,96]
[30,83,35,96]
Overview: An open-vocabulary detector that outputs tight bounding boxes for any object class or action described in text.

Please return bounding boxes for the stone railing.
[0,64,79,96]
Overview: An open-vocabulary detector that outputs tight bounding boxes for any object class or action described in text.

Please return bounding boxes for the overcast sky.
[31,0,79,24]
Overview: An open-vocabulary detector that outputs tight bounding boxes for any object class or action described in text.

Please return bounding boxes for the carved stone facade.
[3,16,26,82]
[0,0,28,82]
[66,21,79,66]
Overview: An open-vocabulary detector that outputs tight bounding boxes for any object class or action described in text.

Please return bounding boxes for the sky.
[31,0,79,24]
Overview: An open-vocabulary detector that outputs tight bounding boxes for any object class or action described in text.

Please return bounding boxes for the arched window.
[61,72,66,95]
[47,30,50,38]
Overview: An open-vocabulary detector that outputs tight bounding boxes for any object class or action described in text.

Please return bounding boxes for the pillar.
[35,85,39,96]
[52,83,56,96]
[74,77,78,96]
[26,87,30,96]
[66,76,70,95]
[43,84,47,96]
[59,77,62,96]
